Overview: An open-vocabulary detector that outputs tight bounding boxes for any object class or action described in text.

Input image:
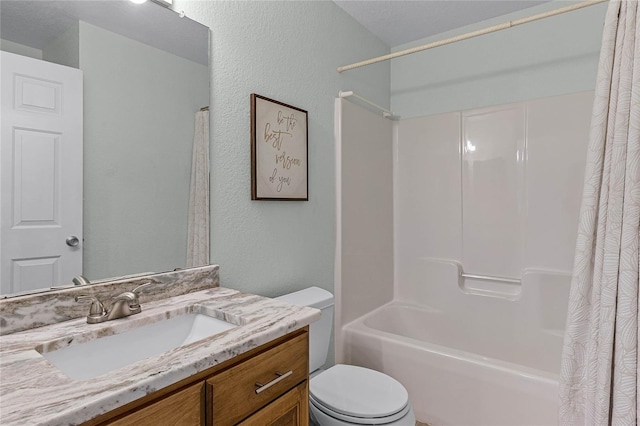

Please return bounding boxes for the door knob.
[66,236,80,247]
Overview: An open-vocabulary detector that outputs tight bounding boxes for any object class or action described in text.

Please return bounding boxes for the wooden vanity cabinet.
[207,329,308,425]
[86,327,309,426]
[238,381,308,426]
[107,382,205,426]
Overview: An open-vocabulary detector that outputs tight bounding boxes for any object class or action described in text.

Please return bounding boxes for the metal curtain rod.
[339,90,394,117]
[337,0,608,73]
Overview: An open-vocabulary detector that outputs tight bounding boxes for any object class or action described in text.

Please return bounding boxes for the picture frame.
[251,94,308,201]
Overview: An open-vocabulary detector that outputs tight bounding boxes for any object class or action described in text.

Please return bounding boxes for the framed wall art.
[251,94,308,201]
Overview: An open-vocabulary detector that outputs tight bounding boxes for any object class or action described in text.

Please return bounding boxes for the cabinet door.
[107,381,204,426]
[238,381,308,426]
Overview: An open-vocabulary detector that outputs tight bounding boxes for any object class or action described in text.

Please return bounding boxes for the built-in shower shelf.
[458,271,522,300]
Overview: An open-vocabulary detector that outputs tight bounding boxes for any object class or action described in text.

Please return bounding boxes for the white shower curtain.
[559,1,640,424]
[186,109,210,267]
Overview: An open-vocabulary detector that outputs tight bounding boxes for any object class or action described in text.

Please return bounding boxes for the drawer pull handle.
[255,370,293,394]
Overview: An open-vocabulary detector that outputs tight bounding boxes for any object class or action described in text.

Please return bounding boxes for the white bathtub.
[341,269,569,426]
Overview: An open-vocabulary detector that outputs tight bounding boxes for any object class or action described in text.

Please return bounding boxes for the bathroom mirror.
[0,0,210,297]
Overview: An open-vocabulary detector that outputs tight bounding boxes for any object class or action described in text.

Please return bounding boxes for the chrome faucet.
[76,282,153,324]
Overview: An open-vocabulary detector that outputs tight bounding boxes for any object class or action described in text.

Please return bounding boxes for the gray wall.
[3,23,80,68]
[79,21,209,280]
[43,21,79,69]
[391,1,607,118]
[0,39,42,59]
[173,0,390,304]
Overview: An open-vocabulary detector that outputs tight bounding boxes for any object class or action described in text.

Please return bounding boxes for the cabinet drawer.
[207,331,308,425]
[238,381,308,426]
[107,381,204,426]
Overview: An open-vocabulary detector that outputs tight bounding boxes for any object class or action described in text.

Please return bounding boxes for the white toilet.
[277,287,416,426]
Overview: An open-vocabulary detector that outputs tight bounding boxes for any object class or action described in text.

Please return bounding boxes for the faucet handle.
[75,295,108,323]
[120,282,152,310]
[132,281,153,296]
[72,275,91,286]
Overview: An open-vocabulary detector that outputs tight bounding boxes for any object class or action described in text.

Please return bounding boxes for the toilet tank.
[276,287,334,373]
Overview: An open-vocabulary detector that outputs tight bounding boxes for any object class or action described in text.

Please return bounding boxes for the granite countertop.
[0,287,320,426]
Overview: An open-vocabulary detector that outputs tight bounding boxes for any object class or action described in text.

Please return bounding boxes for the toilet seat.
[310,394,411,425]
[310,364,410,425]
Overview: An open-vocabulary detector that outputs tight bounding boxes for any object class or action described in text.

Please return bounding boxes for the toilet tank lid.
[276,286,334,309]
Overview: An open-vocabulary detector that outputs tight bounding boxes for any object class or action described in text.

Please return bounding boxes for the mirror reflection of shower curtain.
[187,109,210,267]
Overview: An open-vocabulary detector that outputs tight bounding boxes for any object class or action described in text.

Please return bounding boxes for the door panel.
[1,51,83,294]
[15,74,62,114]
[13,128,59,224]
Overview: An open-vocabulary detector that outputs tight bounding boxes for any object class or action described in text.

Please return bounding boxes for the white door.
[1,51,83,294]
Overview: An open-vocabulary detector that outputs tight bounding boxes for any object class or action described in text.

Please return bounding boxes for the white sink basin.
[41,314,236,380]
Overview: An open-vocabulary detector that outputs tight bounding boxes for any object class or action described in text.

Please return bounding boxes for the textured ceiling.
[333,0,551,47]
[0,0,209,65]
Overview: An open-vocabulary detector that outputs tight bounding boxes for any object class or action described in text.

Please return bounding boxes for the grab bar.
[460,273,521,284]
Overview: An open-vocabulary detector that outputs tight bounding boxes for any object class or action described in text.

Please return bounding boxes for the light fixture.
[129,0,147,4]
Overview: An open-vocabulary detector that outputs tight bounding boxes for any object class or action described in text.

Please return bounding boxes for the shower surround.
[335,91,594,425]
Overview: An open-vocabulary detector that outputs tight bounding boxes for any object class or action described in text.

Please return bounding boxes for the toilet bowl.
[309,364,415,425]
[276,287,415,425]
